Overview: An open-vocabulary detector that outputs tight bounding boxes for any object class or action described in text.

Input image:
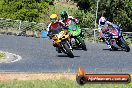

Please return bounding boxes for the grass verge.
[0,79,132,88]
[0,52,6,60]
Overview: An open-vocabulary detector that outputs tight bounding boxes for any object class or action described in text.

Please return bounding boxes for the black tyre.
[76,75,87,85]
[111,45,118,51]
[78,38,87,51]
[120,38,130,52]
[56,47,62,53]
[62,41,74,58]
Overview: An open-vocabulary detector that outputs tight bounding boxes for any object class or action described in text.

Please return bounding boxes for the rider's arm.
[106,21,119,29]
[59,20,66,26]
[68,16,79,23]
[106,21,116,27]
[47,23,53,39]
[58,21,68,30]
[47,29,53,39]
[60,21,65,26]
[106,21,113,25]
[47,23,51,32]
[68,16,74,19]
[98,25,102,32]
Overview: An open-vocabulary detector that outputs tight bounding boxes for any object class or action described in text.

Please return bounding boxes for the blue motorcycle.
[104,25,130,52]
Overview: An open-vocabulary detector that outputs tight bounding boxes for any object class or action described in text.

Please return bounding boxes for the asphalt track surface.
[0,35,132,73]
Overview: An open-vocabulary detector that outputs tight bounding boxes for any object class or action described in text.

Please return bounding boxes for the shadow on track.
[103,49,124,51]
[57,55,80,58]
[73,48,87,51]
[103,49,110,50]
[73,48,83,50]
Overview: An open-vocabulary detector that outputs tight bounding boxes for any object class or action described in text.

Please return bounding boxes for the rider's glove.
[75,19,79,24]
[49,35,52,39]
[47,32,53,39]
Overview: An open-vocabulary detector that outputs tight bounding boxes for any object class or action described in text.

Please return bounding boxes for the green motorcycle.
[68,21,87,51]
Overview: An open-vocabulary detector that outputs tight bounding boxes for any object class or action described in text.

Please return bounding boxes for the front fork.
[63,40,73,50]
[67,40,73,50]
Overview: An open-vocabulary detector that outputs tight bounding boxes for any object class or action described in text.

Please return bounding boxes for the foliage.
[0,0,95,28]
[0,0,51,22]
[73,0,132,32]
[98,0,132,32]
[74,10,94,28]
[0,0,131,31]
[0,52,6,59]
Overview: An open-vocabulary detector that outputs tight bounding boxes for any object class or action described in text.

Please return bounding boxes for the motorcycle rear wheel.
[78,38,87,51]
[120,38,130,52]
[111,45,118,51]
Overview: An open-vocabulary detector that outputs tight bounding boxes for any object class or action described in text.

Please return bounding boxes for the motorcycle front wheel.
[120,38,130,52]
[62,40,74,58]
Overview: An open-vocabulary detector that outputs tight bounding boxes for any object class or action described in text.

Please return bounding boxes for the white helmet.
[99,17,106,25]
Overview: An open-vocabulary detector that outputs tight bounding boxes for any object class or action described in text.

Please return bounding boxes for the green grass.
[126,38,132,46]
[0,52,6,60]
[0,80,132,88]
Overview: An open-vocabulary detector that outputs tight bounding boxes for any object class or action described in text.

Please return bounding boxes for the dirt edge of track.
[0,72,132,82]
[0,72,76,81]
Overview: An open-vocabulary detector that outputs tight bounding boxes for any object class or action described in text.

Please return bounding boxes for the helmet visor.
[50,18,57,22]
[100,22,105,25]
[61,14,68,19]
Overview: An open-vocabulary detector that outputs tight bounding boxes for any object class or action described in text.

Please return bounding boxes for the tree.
[0,0,50,22]
[73,0,132,31]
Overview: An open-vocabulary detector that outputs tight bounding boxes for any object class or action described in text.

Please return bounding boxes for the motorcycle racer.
[47,14,67,53]
[60,11,79,26]
[59,11,87,50]
[47,14,66,39]
[98,16,120,49]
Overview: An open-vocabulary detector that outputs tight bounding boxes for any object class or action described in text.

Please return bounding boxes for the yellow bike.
[51,27,74,58]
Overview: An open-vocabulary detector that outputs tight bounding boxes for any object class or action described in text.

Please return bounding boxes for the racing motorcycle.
[51,27,74,58]
[65,19,87,50]
[104,25,130,52]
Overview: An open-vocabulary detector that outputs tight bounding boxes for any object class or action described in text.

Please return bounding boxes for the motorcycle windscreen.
[69,24,76,31]
[51,27,63,34]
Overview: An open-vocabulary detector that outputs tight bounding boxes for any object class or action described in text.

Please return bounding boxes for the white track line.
[0,51,22,63]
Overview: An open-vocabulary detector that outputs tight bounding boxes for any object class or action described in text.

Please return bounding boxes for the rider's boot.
[105,40,111,49]
[107,45,111,49]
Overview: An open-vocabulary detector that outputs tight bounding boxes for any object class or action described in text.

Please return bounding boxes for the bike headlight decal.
[55,35,58,39]
[58,32,64,38]
[112,36,118,38]
[58,34,63,38]
[73,26,76,31]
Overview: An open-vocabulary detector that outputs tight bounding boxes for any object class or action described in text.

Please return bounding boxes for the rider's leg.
[100,31,103,39]
[105,39,111,49]
[102,33,111,49]
[52,40,58,47]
